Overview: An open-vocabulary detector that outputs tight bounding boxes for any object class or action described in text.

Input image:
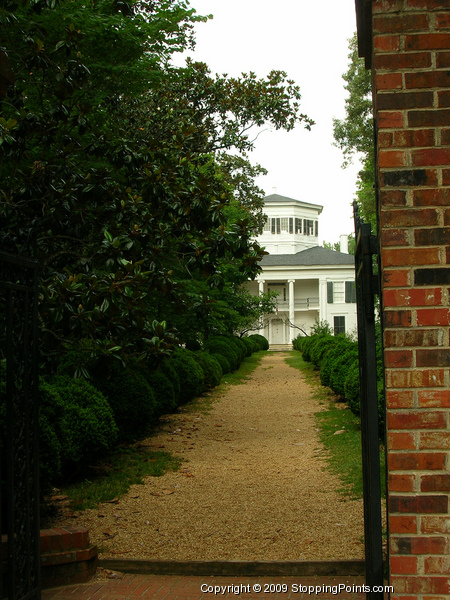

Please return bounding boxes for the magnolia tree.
[0,0,312,369]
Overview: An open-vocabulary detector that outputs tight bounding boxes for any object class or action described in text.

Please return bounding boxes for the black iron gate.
[0,250,41,600]
[353,203,384,599]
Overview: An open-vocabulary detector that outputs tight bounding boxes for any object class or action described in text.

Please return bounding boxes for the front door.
[271,318,285,344]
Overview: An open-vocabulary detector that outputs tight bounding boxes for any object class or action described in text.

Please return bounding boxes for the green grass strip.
[285,351,385,500]
[64,448,182,510]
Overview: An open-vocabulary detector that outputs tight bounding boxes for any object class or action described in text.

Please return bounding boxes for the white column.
[258,280,265,336]
[319,278,327,323]
[288,279,295,343]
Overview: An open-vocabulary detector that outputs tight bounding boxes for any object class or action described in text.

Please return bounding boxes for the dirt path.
[54,352,365,561]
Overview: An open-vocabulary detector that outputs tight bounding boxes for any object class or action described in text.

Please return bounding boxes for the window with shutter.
[334,316,345,335]
[327,281,334,303]
[345,281,357,303]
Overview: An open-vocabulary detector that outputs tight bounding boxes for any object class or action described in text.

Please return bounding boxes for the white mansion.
[246,193,358,345]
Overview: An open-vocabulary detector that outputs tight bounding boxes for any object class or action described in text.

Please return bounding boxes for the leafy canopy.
[0,0,312,369]
[332,34,375,230]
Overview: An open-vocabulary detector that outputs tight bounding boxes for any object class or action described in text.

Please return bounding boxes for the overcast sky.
[175,0,363,245]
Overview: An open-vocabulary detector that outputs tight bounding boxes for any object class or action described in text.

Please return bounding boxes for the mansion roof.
[260,245,355,267]
[264,194,323,213]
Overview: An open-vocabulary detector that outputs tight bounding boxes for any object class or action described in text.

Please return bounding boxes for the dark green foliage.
[170,348,205,403]
[144,370,177,416]
[211,352,231,375]
[159,359,181,398]
[185,338,202,351]
[192,352,223,389]
[297,328,386,439]
[47,375,118,472]
[298,335,318,362]
[230,336,247,362]
[310,334,336,367]
[204,338,240,371]
[0,0,312,374]
[328,347,359,398]
[310,320,334,336]
[242,337,255,356]
[320,337,352,388]
[57,350,92,380]
[248,334,269,351]
[1,366,116,491]
[292,335,305,352]
[39,381,64,490]
[333,34,375,229]
[344,360,361,415]
[96,364,156,440]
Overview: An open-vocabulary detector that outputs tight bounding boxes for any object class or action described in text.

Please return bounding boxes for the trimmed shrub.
[319,337,352,388]
[328,346,359,397]
[344,360,360,415]
[229,336,247,362]
[145,370,177,416]
[185,338,202,351]
[242,337,256,356]
[49,375,118,471]
[297,329,386,440]
[96,364,156,440]
[204,338,240,371]
[125,358,176,417]
[1,365,117,491]
[39,381,64,490]
[192,351,222,389]
[211,352,231,375]
[309,334,336,367]
[159,359,181,398]
[248,334,269,351]
[209,335,245,365]
[292,335,303,351]
[300,334,318,362]
[170,348,205,404]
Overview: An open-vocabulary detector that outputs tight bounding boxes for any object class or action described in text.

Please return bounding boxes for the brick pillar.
[371,1,450,597]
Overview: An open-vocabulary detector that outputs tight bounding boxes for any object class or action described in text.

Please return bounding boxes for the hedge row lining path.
[52,352,364,561]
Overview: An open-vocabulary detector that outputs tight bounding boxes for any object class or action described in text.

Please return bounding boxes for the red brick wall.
[371,0,450,597]
[2,528,98,589]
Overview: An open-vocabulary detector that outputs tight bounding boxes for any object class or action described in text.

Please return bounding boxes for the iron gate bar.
[0,249,41,600]
[353,203,384,600]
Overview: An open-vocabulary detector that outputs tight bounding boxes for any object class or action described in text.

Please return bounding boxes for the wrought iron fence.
[353,203,384,600]
[0,250,41,600]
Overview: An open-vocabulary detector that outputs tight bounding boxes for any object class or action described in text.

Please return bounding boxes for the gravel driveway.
[53,352,365,561]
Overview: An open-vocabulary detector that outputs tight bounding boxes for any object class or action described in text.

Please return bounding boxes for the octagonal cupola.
[257,194,323,255]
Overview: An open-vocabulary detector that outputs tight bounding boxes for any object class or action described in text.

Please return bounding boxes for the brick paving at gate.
[41,575,370,599]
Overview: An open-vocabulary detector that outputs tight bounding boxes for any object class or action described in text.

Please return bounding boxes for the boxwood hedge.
[30,331,269,490]
[294,330,385,437]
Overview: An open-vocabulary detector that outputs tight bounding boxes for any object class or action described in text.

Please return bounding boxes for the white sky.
[175,0,363,246]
